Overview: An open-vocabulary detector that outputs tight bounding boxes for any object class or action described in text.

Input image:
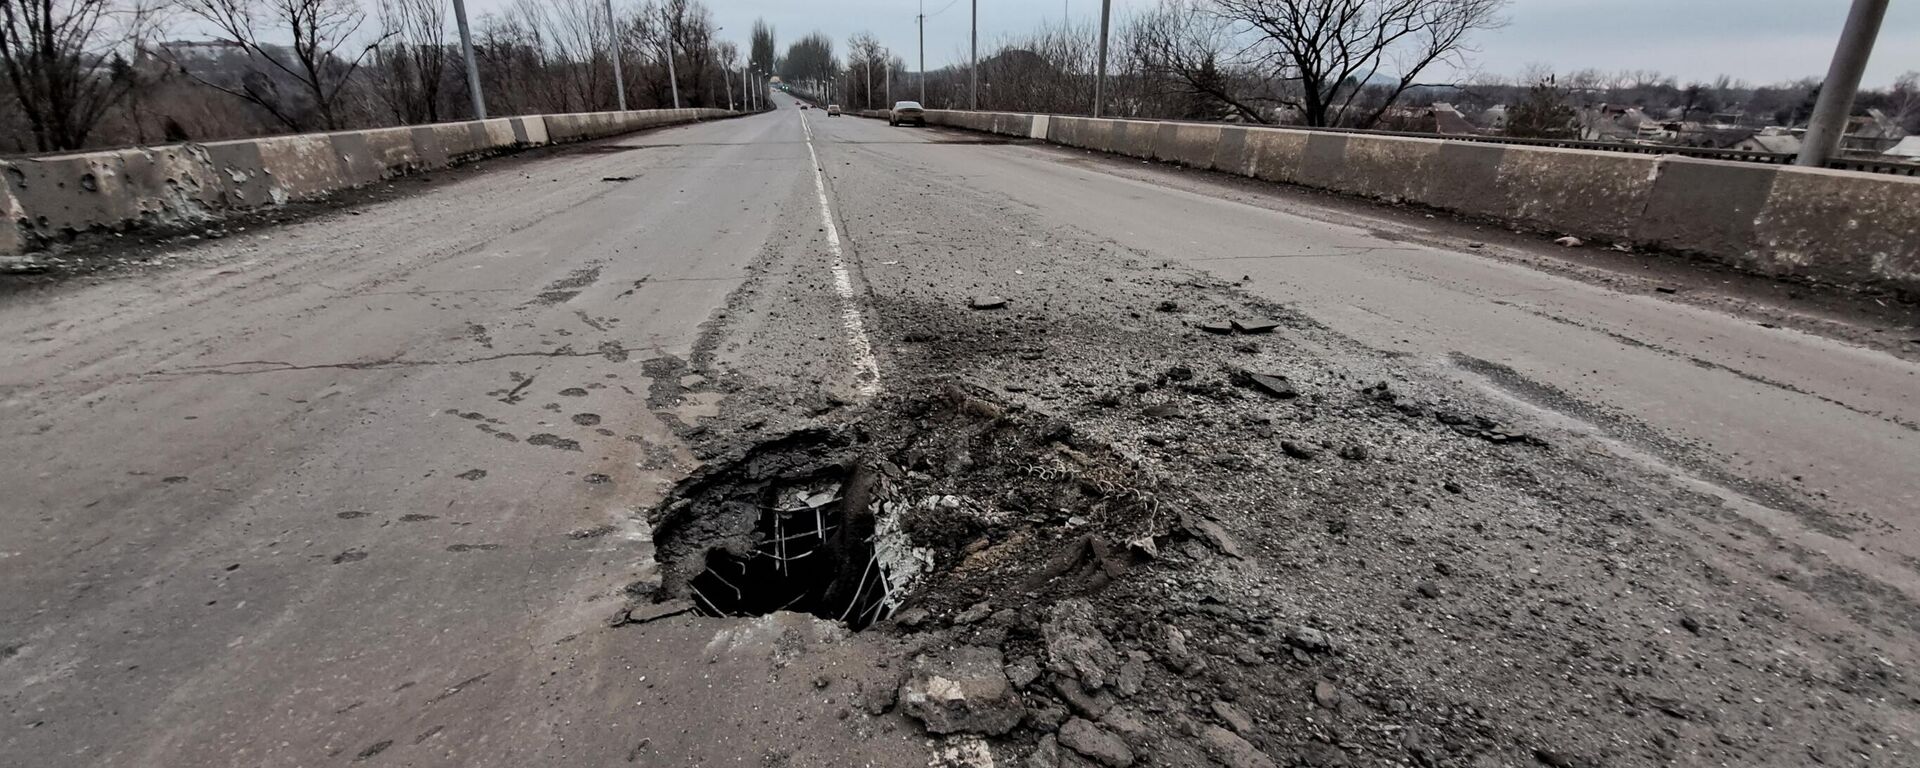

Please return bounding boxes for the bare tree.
[174,0,388,130]
[1505,71,1574,138]
[845,31,882,110]
[546,0,611,111]
[1211,0,1505,127]
[747,17,771,76]
[0,0,157,151]
[1889,71,1919,134]
[975,21,1096,115]
[372,0,447,123]
[1126,0,1270,121]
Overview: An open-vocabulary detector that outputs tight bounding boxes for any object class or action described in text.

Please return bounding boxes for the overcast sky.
[456,1,1920,87]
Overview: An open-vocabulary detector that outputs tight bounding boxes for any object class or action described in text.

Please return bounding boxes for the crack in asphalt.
[140,346,649,378]
[1190,246,1419,262]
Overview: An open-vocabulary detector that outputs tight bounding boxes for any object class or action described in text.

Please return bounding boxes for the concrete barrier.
[853,107,1920,296]
[2,108,732,254]
[2,144,228,242]
[1747,166,1920,289]
[0,175,22,254]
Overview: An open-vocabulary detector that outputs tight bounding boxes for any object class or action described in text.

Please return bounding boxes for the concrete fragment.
[1201,726,1277,768]
[1044,599,1122,689]
[1058,718,1134,767]
[1313,680,1341,709]
[899,646,1027,735]
[1211,700,1255,733]
[1184,516,1244,559]
[1232,318,1278,334]
[969,295,1008,310]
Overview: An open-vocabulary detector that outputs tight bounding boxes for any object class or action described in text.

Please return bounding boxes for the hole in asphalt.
[685,468,894,629]
[648,428,906,631]
[642,385,1174,632]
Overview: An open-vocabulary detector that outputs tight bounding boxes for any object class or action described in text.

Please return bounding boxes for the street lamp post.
[970,0,978,109]
[1796,0,1890,166]
[1093,0,1111,117]
[451,0,486,119]
[604,0,626,111]
[917,0,926,104]
[662,10,681,108]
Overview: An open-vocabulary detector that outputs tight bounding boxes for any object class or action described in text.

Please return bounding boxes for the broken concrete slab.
[1058,718,1134,767]
[1201,725,1278,768]
[1210,700,1256,734]
[969,295,1008,310]
[898,645,1027,735]
[1198,321,1234,335]
[1231,318,1278,334]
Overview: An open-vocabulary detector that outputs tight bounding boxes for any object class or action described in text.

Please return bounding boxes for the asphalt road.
[3,94,1917,766]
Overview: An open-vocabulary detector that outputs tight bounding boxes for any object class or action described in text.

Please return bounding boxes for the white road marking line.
[800,111,881,397]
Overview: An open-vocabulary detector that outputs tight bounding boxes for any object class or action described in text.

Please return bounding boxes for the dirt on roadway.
[3,97,1919,768]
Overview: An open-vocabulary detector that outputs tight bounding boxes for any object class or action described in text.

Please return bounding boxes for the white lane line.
[800,111,881,398]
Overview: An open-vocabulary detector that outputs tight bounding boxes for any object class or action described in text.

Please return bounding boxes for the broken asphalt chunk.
[1232,369,1299,399]
[1198,321,1234,335]
[969,295,1008,310]
[1231,318,1278,334]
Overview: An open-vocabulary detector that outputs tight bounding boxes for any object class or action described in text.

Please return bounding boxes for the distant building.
[1840,109,1907,156]
[1733,129,1801,155]
[1374,102,1480,135]
[1429,103,1476,135]
[1480,105,1508,132]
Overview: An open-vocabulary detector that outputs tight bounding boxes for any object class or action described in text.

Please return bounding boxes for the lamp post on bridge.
[1093,0,1110,118]
[970,0,978,110]
[604,0,626,111]
[452,0,486,119]
[1796,0,1890,167]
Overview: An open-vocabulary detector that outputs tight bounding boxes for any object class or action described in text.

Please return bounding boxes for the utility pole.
[723,65,733,111]
[452,0,486,119]
[918,1,926,104]
[970,0,978,109]
[1797,0,1889,167]
[885,55,892,106]
[604,0,626,111]
[1092,0,1111,117]
[866,57,874,111]
[664,10,681,108]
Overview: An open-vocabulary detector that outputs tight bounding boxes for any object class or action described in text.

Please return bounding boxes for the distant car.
[889,101,926,126]
[800,103,810,110]
[827,104,842,116]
